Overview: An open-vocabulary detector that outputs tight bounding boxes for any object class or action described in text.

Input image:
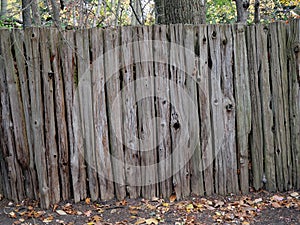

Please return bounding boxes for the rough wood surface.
[184,25,203,196]
[169,24,190,199]
[220,25,239,194]
[269,22,290,191]
[104,27,126,200]
[287,20,300,189]
[49,29,70,201]
[233,24,251,194]
[24,28,50,208]
[121,26,140,198]
[76,29,97,201]
[0,23,298,206]
[90,28,115,200]
[197,25,214,196]
[153,25,172,198]
[40,29,60,204]
[246,25,264,191]
[256,25,276,191]
[134,26,158,199]
[12,30,38,200]
[208,25,226,195]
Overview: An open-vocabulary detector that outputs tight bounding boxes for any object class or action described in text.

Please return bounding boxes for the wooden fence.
[0,20,299,208]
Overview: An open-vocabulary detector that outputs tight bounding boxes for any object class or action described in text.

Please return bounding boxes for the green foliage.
[206,0,236,24]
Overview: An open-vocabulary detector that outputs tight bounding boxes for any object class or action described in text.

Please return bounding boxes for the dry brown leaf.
[43,215,54,223]
[145,218,159,225]
[56,210,68,216]
[84,210,92,217]
[85,198,91,204]
[271,195,284,201]
[271,202,281,208]
[135,218,146,225]
[290,192,299,198]
[170,194,176,202]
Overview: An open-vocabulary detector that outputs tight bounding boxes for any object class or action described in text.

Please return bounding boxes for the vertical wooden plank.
[169,24,190,199]
[75,29,97,201]
[134,26,158,199]
[269,22,290,191]
[60,30,82,202]
[220,25,239,194]
[12,30,38,200]
[121,26,140,198]
[40,29,60,204]
[184,25,204,196]
[197,25,214,196]
[1,30,30,201]
[0,30,19,201]
[256,25,276,191]
[90,28,115,200]
[287,20,300,189]
[233,24,251,194]
[49,29,70,201]
[24,28,50,208]
[104,27,126,200]
[153,25,172,198]
[246,25,264,191]
[208,25,226,195]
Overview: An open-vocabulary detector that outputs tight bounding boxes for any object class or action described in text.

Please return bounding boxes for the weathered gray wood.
[90,28,115,200]
[0,30,18,201]
[134,26,158,199]
[75,29,97,201]
[255,25,276,191]
[208,25,226,195]
[287,20,300,189]
[169,24,190,199]
[269,22,290,191]
[1,30,30,201]
[40,29,60,204]
[184,25,204,196]
[197,25,214,196]
[121,26,140,198]
[12,29,38,200]
[49,29,70,201]
[153,25,172,198]
[220,25,239,194]
[233,24,251,194]
[24,28,50,208]
[246,25,264,191]
[59,30,81,201]
[104,27,126,200]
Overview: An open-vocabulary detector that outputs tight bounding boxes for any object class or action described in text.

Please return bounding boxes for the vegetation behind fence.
[0,20,299,208]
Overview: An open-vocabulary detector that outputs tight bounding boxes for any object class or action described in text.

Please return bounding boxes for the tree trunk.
[235,0,250,23]
[22,0,32,28]
[0,0,8,17]
[155,0,206,24]
[130,0,142,25]
[49,0,61,27]
[31,0,41,26]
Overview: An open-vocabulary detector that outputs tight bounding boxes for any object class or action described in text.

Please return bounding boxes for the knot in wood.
[211,31,217,39]
[226,104,233,111]
[294,45,299,53]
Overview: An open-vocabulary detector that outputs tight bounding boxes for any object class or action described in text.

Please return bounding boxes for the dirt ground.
[0,190,299,225]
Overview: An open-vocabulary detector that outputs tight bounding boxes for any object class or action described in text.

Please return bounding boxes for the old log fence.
[0,20,299,208]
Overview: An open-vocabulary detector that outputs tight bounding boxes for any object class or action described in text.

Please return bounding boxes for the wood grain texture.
[104,27,127,200]
[121,26,140,198]
[153,25,172,198]
[233,24,251,194]
[90,28,115,200]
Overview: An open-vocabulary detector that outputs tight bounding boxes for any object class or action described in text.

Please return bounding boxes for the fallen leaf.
[170,194,176,202]
[253,198,262,204]
[43,215,54,223]
[91,215,102,222]
[145,218,158,225]
[85,198,91,204]
[271,202,281,208]
[56,210,68,216]
[84,210,92,217]
[271,195,284,201]
[290,192,299,198]
[111,209,117,214]
[162,203,169,207]
[135,218,146,225]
